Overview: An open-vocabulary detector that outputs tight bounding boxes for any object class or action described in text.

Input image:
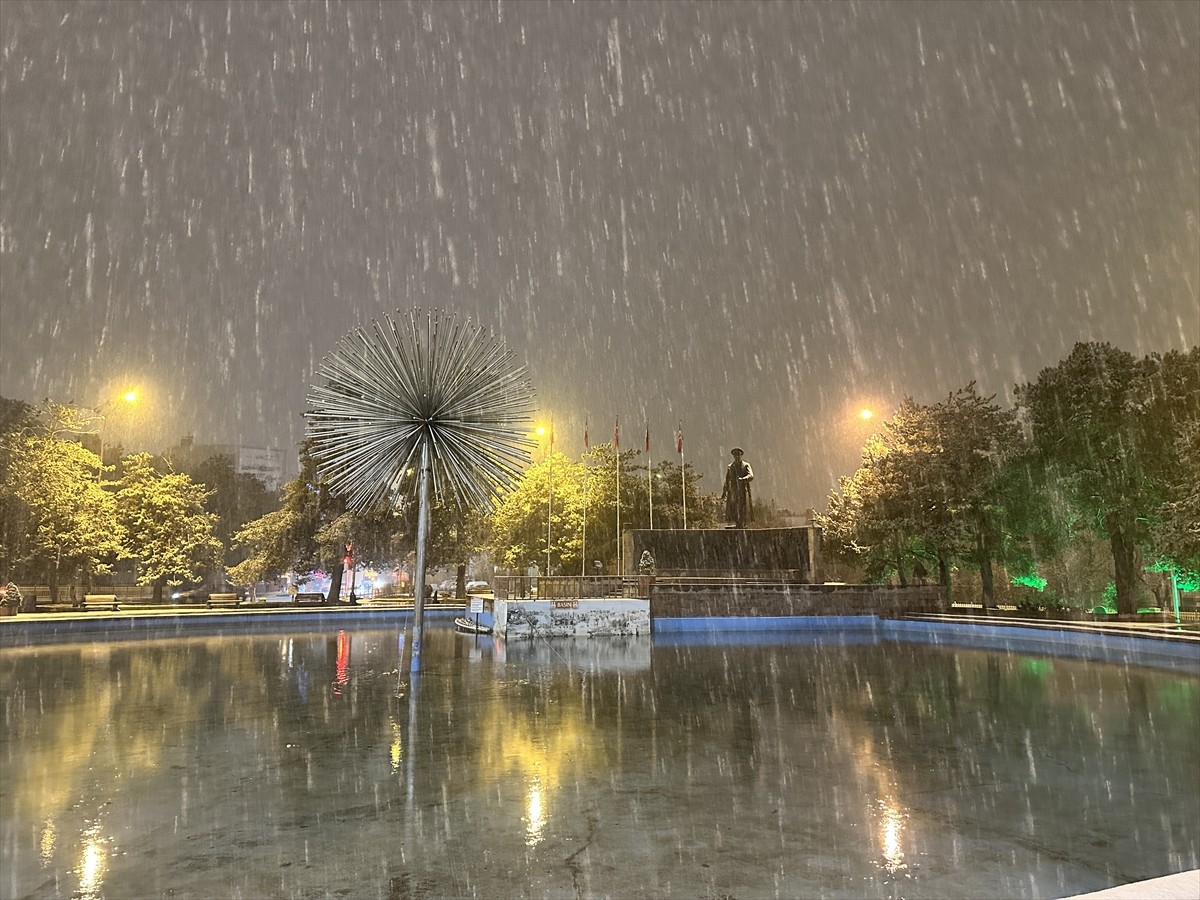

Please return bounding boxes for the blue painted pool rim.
[3,608,1197,670]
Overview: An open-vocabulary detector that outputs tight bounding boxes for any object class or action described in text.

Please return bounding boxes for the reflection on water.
[1,626,1197,899]
[39,820,56,867]
[878,797,908,875]
[526,779,547,847]
[76,820,108,900]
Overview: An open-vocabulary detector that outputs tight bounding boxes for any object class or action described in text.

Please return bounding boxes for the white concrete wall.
[494,598,651,638]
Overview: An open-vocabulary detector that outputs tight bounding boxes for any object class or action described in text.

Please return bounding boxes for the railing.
[494,575,644,600]
[493,573,837,601]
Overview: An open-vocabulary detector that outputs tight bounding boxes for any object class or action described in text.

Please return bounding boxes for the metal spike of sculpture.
[305,309,536,670]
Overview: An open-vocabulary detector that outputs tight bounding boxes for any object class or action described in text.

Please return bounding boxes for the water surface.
[2,625,1197,899]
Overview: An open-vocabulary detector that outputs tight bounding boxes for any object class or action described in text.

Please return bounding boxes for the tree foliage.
[229,441,420,597]
[0,424,124,600]
[187,454,277,569]
[485,445,715,574]
[1016,342,1200,614]
[821,384,1030,604]
[114,453,222,599]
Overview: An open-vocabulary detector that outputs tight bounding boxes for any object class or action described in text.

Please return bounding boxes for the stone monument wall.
[623,527,821,582]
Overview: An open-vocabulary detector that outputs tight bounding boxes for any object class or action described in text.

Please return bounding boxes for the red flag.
[614,418,620,451]
[583,419,589,450]
[645,424,651,453]
[676,423,683,455]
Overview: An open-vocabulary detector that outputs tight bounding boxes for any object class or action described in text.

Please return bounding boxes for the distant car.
[465,581,490,594]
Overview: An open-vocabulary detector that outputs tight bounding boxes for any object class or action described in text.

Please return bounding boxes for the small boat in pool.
[454,616,492,635]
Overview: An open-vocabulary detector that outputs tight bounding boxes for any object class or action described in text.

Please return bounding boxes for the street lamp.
[79,390,139,480]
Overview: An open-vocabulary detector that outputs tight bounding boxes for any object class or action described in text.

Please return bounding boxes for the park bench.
[82,594,120,611]
[293,592,327,606]
[206,593,242,609]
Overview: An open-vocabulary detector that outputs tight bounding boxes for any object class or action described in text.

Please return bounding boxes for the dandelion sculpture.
[305,309,536,670]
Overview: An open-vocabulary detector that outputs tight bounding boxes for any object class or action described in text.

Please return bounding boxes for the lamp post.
[536,422,553,577]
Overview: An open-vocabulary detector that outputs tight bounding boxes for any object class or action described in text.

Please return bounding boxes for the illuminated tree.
[487,450,587,572]
[822,384,1026,605]
[114,453,222,601]
[0,427,124,601]
[1150,420,1200,580]
[1016,342,1200,615]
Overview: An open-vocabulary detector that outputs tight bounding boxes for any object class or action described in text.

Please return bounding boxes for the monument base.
[623,526,821,581]
[494,598,651,638]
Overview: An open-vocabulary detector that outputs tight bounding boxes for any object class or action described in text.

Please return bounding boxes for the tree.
[190,454,277,569]
[0,426,124,601]
[229,441,413,599]
[487,450,588,573]
[484,443,719,576]
[1015,342,1199,615]
[924,384,1024,606]
[821,385,1026,605]
[114,453,222,601]
[821,429,930,586]
[1149,420,1200,580]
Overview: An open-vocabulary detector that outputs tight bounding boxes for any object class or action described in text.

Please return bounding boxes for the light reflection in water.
[39,820,56,867]
[390,718,403,772]
[526,779,547,847]
[333,631,351,695]
[878,797,908,874]
[76,820,108,899]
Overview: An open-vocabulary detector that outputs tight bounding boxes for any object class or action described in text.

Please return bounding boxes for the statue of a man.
[721,448,754,528]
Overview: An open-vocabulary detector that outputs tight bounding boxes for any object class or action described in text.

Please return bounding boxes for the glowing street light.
[87,389,140,478]
[859,408,874,421]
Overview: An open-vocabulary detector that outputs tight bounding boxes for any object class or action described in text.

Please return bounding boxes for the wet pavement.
[1,619,1198,899]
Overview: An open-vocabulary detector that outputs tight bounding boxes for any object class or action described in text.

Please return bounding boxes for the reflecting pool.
[2,625,1198,899]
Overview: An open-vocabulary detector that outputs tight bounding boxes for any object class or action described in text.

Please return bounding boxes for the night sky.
[1,0,1196,509]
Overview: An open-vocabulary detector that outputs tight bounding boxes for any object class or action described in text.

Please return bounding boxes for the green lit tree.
[114,453,222,601]
[1149,420,1200,581]
[1015,342,1200,616]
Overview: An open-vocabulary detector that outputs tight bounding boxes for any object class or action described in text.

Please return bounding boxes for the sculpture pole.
[411,440,431,672]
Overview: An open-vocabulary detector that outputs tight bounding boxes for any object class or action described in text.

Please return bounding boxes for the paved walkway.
[1068,869,1200,898]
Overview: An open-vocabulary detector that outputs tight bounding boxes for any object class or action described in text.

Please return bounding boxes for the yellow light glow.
[390,719,403,772]
[122,391,138,404]
[76,822,107,899]
[859,408,874,420]
[535,426,546,437]
[526,781,547,847]
[879,797,907,873]
[40,820,57,867]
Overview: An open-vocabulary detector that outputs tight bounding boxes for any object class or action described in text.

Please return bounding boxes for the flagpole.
[546,415,553,577]
[678,422,687,530]
[581,419,589,579]
[615,418,621,576]
[646,422,653,530]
